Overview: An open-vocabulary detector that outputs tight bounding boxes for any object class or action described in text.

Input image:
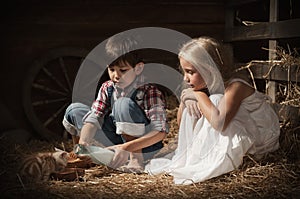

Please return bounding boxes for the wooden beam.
[225,4,234,29]
[245,62,300,82]
[224,19,300,42]
[266,0,279,102]
[226,0,262,7]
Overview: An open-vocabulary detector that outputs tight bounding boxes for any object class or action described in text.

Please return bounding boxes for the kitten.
[18,151,69,183]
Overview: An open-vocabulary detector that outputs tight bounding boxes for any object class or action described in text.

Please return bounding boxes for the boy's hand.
[181,88,202,119]
[107,144,130,168]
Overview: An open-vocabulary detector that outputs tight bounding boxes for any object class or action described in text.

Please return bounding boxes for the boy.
[63,33,169,172]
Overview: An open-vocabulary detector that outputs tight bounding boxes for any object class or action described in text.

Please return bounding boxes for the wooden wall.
[0,0,225,138]
[225,0,300,63]
[224,0,300,126]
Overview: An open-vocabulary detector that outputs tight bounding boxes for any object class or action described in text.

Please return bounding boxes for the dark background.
[0,0,299,141]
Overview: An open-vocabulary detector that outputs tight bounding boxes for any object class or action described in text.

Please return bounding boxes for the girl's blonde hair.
[179,36,233,94]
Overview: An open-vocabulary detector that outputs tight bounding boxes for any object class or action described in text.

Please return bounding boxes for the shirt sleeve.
[143,85,169,133]
[83,81,112,128]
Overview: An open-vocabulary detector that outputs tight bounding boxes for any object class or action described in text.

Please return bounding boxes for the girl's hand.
[181,88,202,118]
[106,144,130,168]
[184,99,202,119]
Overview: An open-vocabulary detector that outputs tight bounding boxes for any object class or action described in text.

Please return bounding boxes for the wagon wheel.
[22,47,89,141]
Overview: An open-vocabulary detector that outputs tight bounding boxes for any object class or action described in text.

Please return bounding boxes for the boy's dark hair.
[108,50,142,68]
[105,33,143,67]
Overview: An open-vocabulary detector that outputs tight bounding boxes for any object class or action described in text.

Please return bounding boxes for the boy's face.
[108,62,143,89]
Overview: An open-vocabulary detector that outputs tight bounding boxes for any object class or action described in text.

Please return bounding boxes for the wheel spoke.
[23,47,88,139]
[59,57,72,91]
[42,67,69,92]
[32,98,68,106]
[33,83,67,96]
[43,102,68,127]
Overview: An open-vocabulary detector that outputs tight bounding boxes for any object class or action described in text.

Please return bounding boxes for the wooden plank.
[224,18,300,42]
[225,5,234,29]
[5,4,224,25]
[267,0,279,102]
[245,62,300,82]
[3,23,225,41]
[6,0,224,6]
[226,0,262,7]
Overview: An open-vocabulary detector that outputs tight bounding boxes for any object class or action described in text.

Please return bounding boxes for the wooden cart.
[22,47,89,140]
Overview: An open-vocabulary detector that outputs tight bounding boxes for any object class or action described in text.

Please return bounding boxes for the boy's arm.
[107,130,167,168]
[78,122,98,145]
[120,130,166,152]
[79,81,112,145]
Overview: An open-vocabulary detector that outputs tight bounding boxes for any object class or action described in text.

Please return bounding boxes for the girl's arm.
[194,81,254,131]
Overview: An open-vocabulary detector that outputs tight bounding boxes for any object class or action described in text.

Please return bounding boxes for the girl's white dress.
[145,78,280,185]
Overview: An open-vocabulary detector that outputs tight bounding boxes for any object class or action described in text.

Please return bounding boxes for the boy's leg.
[112,97,150,136]
[72,135,80,146]
[112,97,163,170]
[112,97,163,160]
[63,102,90,144]
[63,103,123,147]
[94,113,123,146]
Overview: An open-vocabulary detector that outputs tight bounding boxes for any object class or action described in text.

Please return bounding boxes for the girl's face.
[108,62,142,89]
[180,57,207,91]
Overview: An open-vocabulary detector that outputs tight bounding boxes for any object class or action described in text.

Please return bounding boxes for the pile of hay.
[0,104,299,199]
[1,48,299,198]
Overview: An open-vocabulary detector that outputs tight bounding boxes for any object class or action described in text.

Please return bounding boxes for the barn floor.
[1,107,299,199]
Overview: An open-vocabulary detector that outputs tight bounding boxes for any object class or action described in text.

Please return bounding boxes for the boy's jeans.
[62,98,163,160]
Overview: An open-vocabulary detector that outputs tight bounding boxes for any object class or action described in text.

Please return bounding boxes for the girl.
[145,37,280,185]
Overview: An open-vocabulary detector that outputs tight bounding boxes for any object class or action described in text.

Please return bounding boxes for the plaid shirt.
[85,75,169,133]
